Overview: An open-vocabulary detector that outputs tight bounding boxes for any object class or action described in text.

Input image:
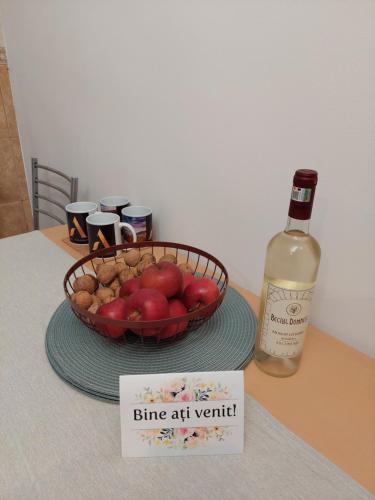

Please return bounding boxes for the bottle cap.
[288,169,318,220]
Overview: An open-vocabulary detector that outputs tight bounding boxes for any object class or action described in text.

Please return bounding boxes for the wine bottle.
[254,169,321,377]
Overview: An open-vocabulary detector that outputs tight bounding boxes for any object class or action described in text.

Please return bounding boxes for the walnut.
[103,295,116,304]
[178,263,194,274]
[118,268,136,284]
[159,254,177,264]
[87,302,100,315]
[71,291,93,310]
[96,264,117,285]
[113,261,126,275]
[109,278,120,291]
[73,274,98,294]
[95,287,114,302]
[140,253,156,264]
[114,286,121,297]
[136,260,154,276]
[92,295,102,306]
[124,248,141,267]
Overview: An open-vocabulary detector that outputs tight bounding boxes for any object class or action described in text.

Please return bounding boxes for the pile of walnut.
[70,248,193,316]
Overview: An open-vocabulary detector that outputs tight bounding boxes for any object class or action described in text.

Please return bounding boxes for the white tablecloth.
[0,231,372,500]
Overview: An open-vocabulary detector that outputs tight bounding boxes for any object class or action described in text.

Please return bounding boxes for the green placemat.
[45,287,256,402]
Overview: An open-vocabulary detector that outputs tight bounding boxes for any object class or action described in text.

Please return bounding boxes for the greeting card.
[120,371,244,457]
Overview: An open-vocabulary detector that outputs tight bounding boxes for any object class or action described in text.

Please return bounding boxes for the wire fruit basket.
[63,241,229,343]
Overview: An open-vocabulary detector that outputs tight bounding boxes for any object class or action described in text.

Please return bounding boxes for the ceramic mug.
[99,196,130,217]
[86,212,137,257]
[121,205,152,243]
[65,201,98,244]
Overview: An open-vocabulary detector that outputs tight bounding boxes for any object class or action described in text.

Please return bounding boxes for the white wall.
[0,14,4,46]
[1,0,374,356]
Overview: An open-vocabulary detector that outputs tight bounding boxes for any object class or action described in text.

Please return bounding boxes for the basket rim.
[63,241,229,329]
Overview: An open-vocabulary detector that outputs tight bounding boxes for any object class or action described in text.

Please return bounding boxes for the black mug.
[121,206,152,243]
[86,212,137,257]
[99,196,130,217]
[65,202,97,244]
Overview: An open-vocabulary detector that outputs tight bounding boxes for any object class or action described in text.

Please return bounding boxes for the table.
[1,228,374,499]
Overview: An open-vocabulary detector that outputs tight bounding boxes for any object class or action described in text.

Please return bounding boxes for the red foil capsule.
[288,169,318,220]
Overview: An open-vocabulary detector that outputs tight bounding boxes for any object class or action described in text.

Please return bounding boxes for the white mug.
[86,212,137,257]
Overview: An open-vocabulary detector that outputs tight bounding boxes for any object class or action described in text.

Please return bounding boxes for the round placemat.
[46,287,256,402]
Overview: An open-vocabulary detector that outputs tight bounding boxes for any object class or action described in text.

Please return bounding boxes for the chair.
[31,157,78,229]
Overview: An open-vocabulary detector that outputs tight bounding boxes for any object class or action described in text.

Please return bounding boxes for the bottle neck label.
[291,186,312,202]
[259,280,314,358]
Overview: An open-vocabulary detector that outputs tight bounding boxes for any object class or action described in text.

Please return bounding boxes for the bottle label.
[291,186,312,202]
[259,281,314,358]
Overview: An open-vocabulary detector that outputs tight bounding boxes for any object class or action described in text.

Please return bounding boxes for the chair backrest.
[31,157,78,230]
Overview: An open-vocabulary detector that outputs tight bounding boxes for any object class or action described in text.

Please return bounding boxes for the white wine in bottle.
[254,169,321,377]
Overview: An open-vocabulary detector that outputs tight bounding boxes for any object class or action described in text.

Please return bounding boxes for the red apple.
[177,272,195,298]
[159,299,189,340]
[182,277,220,312]
[96,297,128,338]
[125,288,169,336]
[119,277,141,298]
[140,262,183,298]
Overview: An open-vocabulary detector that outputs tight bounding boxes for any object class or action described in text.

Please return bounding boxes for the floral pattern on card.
[134,376,230,404]
[138,426,232,449]
[134,377,232,449]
